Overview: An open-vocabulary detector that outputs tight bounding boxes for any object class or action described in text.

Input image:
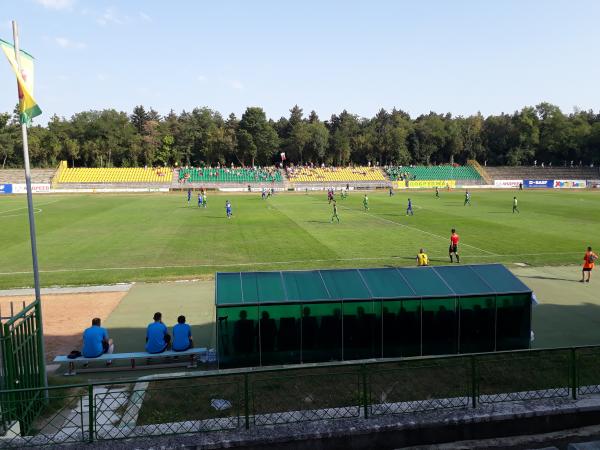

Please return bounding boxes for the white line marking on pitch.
[0,252,583,276]
[338,204,499,256]
[0,199,61,216]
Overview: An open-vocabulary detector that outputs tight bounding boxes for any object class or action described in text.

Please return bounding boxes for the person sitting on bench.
[172,315,193,351]
[145,312,171,354]
[82,317,114,365]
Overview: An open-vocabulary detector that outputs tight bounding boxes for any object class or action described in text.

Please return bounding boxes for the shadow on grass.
[520,275,580,283]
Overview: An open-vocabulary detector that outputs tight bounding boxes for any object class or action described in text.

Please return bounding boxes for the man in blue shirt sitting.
[145,312,171,354]
[172,315,193,351]
[82,318,114,365]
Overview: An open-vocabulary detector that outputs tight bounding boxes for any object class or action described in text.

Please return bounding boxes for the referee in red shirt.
[449,229,460,263]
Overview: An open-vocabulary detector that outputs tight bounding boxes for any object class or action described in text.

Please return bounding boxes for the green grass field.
[0,189,598,289]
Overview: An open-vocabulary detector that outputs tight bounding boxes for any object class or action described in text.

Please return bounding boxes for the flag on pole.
[0,38,42,124]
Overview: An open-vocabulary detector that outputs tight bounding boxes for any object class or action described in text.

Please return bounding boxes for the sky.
[1,0,599,124]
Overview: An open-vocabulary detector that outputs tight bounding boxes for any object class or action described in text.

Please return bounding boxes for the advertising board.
[523,180,553,188]
[11,183,51,194]
[407,180,456,189]
[494,180,522,188]
[553,180,586,189]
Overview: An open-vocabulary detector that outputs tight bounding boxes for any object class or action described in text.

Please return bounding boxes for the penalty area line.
[338,204,499,256]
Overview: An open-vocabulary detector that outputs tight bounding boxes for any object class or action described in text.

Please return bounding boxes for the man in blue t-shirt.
[172,315,193,351]
[145,312,170,354]
[82,318,114,362]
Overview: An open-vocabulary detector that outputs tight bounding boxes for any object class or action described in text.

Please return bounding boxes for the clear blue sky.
[1,0,599,123]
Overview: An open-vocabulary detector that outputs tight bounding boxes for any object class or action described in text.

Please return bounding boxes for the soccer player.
[197,193,203,208]
[449,229,460,263]
[464,190,471,206]
[203,192,208,208]
[512,196,519,213]
[331,200,340,223]
[261,188,266,200]
[328,189,334,204]
[406,198,414,216]
[581,247,598,283]
[187,188,192,205]
[435,186,440,199]
[226,200,232,219]
[363,194,369,211]
[416,248,429,266]
[389,186,394,197]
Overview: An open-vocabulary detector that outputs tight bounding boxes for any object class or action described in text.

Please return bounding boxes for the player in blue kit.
[187,188,191,205]
[197,193,203,207]
[226,200,232,218]
[406,198,414,216]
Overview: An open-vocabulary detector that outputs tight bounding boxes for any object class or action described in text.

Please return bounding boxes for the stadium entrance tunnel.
[215,264,533,369]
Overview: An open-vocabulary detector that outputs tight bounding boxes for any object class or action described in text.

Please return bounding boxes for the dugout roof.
[215,264,531,306]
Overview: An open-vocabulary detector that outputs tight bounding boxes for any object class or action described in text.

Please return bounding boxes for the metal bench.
[54,347,207,375]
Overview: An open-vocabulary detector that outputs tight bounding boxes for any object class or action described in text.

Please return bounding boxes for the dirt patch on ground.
[0,292,125,362]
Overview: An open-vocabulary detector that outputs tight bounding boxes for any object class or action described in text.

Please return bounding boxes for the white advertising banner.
[11,183,51,193]
[493,180,522,188]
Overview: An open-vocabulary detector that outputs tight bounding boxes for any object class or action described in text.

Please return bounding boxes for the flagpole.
[12,20,47,389]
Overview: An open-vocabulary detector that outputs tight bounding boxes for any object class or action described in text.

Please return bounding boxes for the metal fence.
[0,300,45,441]
[0,345,599,447]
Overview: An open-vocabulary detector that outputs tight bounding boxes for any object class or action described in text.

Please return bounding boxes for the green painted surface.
[513,265,600,349]
[103,280,215,353]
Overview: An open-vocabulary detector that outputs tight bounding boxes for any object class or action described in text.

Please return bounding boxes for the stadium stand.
[0,169,56,184]
[484,166,600,181]
[177,167,282,183]
[385,165,481,181]
[56,167,173,183]
[285,166,386,182]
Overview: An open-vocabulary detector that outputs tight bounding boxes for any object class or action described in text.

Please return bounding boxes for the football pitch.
[0,189,598,290]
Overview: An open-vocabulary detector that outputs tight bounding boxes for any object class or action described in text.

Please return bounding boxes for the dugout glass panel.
[471,264,530,294]
[397,267,454,297]
[434,266,495,296]
[217,305,259,368]
[258,304,301,365]
[320,270,371,300]
[359,268,415,298]
[241,272,285,304]
[422,298,457,355]
[216,273,244,305]
[382,299,422,357]
[342,300,381,360]
[283,272,330,302]
[301,302,342,363]
[496,294,531,350]
[458,296,495,353]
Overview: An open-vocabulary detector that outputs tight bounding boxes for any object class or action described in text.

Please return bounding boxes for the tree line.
[0,102,598,169]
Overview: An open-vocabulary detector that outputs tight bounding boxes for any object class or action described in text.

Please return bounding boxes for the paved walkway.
[0,283,133,297]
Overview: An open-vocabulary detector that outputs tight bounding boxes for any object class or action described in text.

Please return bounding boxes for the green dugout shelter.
[215,264,532,368]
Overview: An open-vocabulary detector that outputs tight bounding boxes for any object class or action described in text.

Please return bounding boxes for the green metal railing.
[0,300,45,439]
[1,345,600,447]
